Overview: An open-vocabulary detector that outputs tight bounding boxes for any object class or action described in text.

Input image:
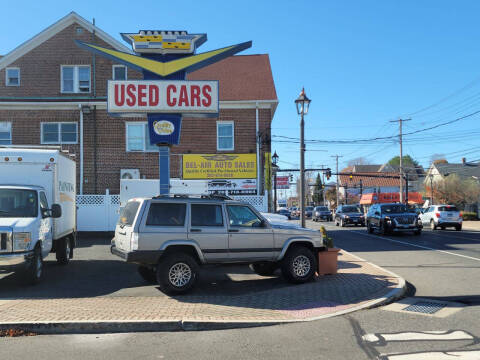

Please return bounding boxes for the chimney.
[462,157,466,165]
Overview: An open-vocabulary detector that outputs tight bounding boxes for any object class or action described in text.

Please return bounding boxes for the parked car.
[334,205,365,227]
[111,195,325,294]
[290,207,299,218]
[419,205,462,231]
[313,206,332,222]
[276,208,292,220]
[305,206,314,218]
[0,148,77,284]
[366,203,422,235]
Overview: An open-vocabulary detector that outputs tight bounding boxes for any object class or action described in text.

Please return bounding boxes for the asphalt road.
[1,222,480,359]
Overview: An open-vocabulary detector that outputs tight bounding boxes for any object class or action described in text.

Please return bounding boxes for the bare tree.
[347,157,371,167]
[434,174,480,209]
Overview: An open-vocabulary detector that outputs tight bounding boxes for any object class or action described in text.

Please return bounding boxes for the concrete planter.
[318,248,340,275]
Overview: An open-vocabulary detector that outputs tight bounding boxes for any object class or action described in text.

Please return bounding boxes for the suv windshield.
[119,201,140,226]
[306,207,314,211]
[382,204,408,214]
[0,189,38,218]
[342,206,360,213]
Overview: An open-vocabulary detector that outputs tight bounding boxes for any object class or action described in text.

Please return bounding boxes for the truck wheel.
[56,237,71,265]
[367,222,374,233]
[138,265,157,284]
[25,246,43,285]
[157,253,199,295]
[281,246,316,284]
[250,262,277,276]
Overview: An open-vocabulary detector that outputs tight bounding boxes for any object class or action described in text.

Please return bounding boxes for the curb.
[0,250,407,334]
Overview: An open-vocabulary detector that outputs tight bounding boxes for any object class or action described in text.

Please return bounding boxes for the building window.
[113,65,127,80]
[126,122,157,152]
[217,121,234,151]
[5,68,20,86]
[0,122,12,145]
[41,122,78,144]
[61,65,90,93]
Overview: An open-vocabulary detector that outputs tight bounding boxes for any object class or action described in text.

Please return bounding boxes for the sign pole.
[158,145,170,195]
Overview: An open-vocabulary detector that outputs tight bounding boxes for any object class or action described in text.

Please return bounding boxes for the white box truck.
[0,147,76,284]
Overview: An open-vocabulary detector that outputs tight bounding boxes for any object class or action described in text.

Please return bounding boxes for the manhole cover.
[403,301,446,314]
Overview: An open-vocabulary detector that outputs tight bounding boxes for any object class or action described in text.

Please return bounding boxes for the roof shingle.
[187,54,277,101]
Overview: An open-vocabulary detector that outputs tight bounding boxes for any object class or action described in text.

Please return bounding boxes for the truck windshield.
[0,189,38,218]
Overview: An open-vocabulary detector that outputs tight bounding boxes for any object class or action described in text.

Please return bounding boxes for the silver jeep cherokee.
[111,195,325,295]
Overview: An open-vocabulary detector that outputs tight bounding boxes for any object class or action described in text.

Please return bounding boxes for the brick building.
[0,12,277,196]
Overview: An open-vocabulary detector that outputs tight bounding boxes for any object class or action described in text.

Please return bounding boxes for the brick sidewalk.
[0,251,404,329]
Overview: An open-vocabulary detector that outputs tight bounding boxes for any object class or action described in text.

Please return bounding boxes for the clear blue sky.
[2,0,480,189]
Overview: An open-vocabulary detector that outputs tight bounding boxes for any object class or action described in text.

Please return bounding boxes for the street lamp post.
[295,88,311,228]
[272,151,279,213]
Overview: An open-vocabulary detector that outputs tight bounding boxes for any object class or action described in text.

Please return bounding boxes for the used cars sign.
[108,80,219,114]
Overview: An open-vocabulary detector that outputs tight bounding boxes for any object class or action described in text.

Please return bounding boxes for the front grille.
[395,216,415,225]
[0,232,12,253]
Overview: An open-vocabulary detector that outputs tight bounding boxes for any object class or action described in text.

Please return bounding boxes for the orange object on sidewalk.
[318,248,340,275]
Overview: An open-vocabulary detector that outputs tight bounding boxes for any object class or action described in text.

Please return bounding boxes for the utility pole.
[322,170,326,206]
[390,118,411,203]
[331,155,343,208]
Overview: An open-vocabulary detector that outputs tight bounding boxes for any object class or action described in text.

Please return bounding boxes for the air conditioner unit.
[120,169,140,180]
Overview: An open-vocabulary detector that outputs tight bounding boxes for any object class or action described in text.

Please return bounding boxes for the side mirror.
[375,211,380,216]
[254,219,266,228]
[51,204,62,218]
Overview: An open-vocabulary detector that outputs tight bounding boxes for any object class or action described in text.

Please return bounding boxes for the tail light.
[459,213,462,218]
[435,213,440,218]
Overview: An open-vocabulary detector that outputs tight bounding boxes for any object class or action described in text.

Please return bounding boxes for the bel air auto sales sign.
[108,80,219,114]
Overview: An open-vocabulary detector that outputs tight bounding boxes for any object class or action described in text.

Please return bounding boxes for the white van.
[0,147,76,284]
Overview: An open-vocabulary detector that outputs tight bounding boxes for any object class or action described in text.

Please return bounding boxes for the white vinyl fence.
[77,194,120,232]
[76,193,267,232]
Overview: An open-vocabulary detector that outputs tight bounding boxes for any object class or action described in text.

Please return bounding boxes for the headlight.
[13,232,31,251]
[345,215,349,219]
[130,232,139,251]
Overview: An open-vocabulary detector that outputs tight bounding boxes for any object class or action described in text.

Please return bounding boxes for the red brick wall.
[0,23,142,97]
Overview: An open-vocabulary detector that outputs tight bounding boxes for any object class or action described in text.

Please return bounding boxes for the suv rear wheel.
[281,246,316,284]
[250,262,278,276]
[157,252,199,295]
[430,220,437,230]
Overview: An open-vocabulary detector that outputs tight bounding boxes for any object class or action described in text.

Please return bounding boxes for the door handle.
[228,229,239,233]
[190,229,202,232]
[119,231,126,235]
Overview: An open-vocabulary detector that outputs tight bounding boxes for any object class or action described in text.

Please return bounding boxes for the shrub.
[461,211,478,221]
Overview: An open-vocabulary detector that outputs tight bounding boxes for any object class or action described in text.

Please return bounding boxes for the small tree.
[387,155,419,168]
[312,173,323,205]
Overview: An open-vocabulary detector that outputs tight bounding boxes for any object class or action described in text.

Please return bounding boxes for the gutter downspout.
[256,102,260,197]
[78,104,84,195]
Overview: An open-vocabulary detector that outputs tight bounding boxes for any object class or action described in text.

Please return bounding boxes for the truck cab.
[0,185,62,283]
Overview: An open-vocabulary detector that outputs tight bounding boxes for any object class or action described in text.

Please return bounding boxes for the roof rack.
[201,194,233,200]
[150,193,233,200]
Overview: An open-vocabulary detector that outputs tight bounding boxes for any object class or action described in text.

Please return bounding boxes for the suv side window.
[191,204,223,227]
[146,202,186,226]
[227,205,262,227]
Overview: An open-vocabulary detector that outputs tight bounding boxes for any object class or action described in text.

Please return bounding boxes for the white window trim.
[41,122,78,144]
[216,121,234,151]
[112,65,128,80]
[125,122,157,153]
[60,65,91,93]
[5,67,20,87]
[0,122,12,145]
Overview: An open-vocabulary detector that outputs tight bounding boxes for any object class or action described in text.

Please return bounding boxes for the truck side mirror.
[51,204,62,218]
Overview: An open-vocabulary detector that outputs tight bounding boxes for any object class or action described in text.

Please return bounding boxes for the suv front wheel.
[157,253,199,295]
[281,246,316,284]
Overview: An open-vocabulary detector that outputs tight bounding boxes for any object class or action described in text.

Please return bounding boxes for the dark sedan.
[313,206,332,222]
[334,205,365,227]
[276,208,292,220]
